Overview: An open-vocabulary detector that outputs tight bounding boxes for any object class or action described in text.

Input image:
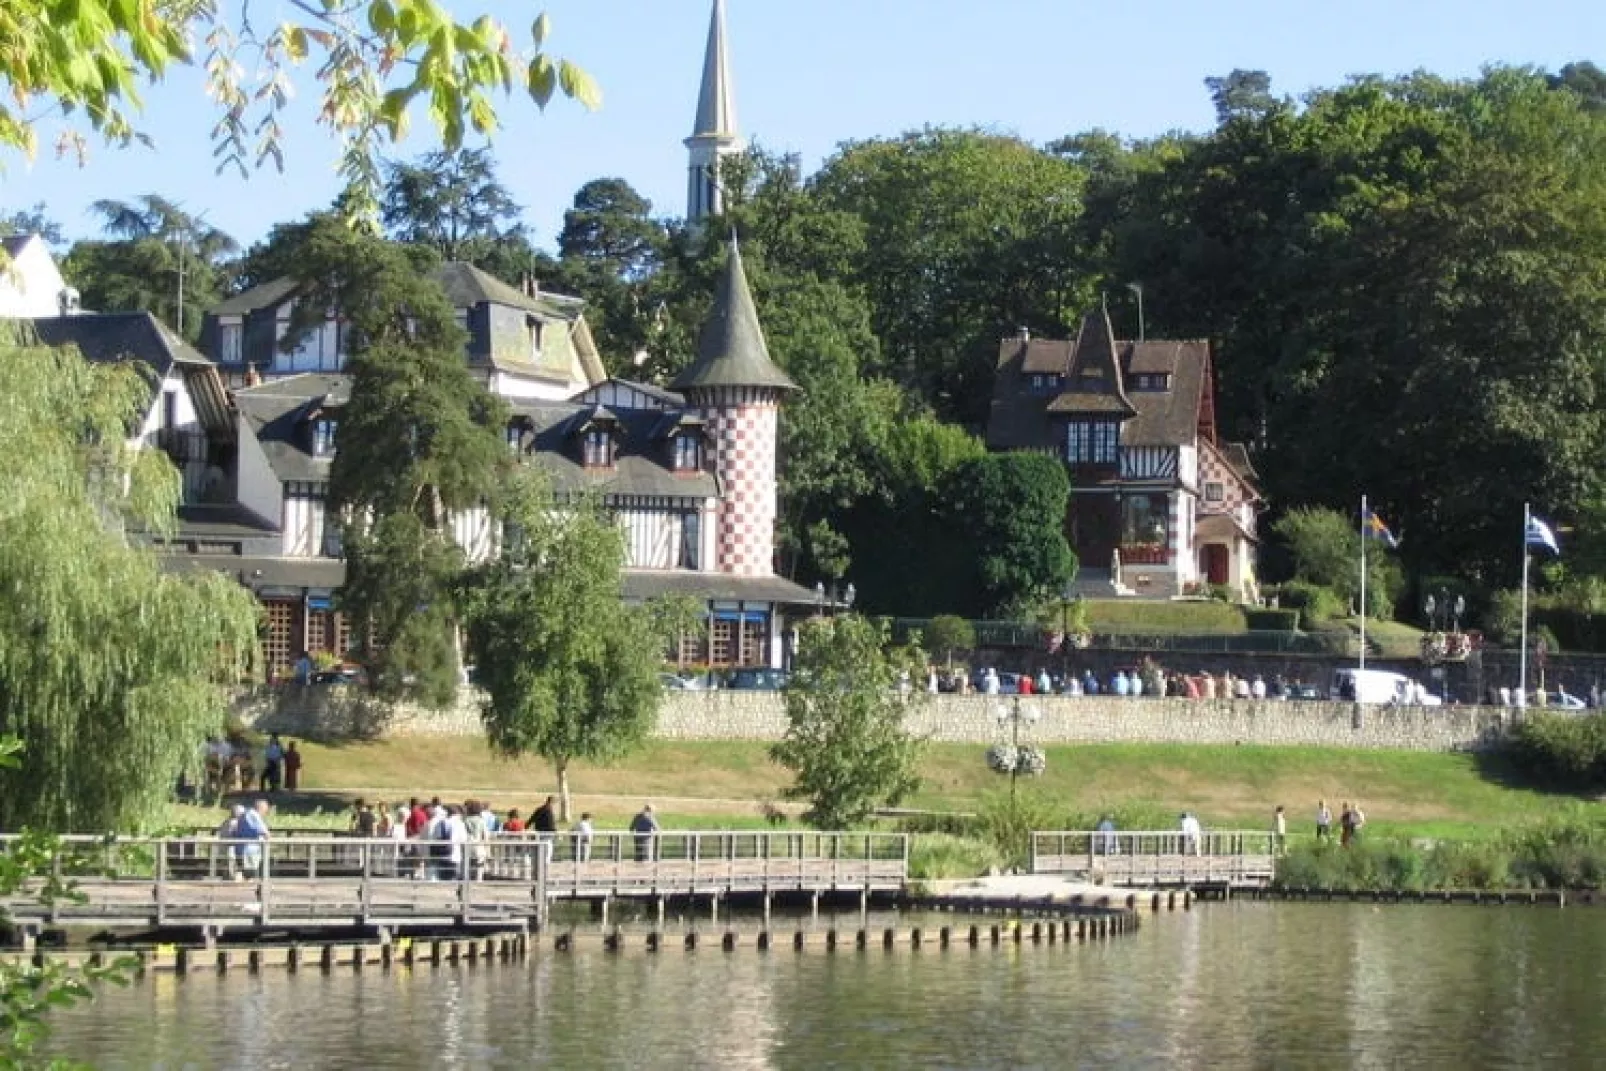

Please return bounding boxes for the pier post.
[655,897,666,929]
[810,892,820,926]
[762,892,772,927]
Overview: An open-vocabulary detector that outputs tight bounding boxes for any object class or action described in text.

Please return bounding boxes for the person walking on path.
[1273,805,1287,855]
[1339,802,1356,848]
[631,804,660,863]
[1316,800,1332,841]
[282,741,302,791]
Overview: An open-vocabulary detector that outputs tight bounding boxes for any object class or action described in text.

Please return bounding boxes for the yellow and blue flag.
[1363,509,1398,549]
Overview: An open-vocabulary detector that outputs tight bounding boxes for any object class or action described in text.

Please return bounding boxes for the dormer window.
[1028,374,1062,396]
[1130,373,1170,392]
[583,428,615,468]
[312,418,338,458]
[672,433,703,473]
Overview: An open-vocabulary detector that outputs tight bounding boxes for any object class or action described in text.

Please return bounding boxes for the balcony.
[1118,542,1171,566]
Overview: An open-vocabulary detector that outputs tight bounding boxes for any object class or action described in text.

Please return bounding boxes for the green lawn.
[178,736,1592,841]
[1084,600,1247,634]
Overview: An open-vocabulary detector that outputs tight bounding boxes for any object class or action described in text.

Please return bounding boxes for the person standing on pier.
[1273,805,1287,855]
[631,804,660,863]
[574,813,595,862]
[532,796,558,840]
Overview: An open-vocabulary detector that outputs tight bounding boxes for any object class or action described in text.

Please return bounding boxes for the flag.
[1363,509,1398,549]
[1526,514,1561,555]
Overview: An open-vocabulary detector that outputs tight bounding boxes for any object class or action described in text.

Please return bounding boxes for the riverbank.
[239,737,1583,841]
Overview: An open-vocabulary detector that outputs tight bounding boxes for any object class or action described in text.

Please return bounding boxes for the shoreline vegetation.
[171,737,1606,889]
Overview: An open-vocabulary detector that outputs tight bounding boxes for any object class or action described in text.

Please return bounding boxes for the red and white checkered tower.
[670,239,798,576]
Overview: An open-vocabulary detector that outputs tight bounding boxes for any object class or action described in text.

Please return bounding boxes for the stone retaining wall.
[236,687,1513,752]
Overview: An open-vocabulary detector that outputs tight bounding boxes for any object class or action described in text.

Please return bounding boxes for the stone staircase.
[1067,567,1135,599]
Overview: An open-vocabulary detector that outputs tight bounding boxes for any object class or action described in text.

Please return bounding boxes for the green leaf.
[531,12,551,47]
[526,55,556,109]
[558,59,602,111]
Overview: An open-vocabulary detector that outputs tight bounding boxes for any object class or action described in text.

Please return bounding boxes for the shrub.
[907,833,1003,882]
[1276,581,1346,623]
[1504,712,1606,790]
[976,790,1062,870]
[1245,608,1300,631]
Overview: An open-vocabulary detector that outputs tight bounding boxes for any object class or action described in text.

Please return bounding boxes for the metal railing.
[1030,829,1279,887]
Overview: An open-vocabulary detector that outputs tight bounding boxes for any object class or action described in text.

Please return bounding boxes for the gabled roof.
[28,312,235,435]
[232,373,348,483]
[211,276,299,317]
[210,264,587,322]
[29,311,210,375]
[669,239,797,394]
[985,315,1231,456]
[1,234,35,259]
[510,400,718,501]
[691,0,739,138]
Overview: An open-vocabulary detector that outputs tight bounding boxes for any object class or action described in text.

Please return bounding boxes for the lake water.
[45,903,1606,1069]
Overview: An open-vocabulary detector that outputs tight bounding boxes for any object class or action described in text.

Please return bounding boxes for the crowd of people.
[198,733,302,798]
[945,663,1320,701]
[211,795,668,880]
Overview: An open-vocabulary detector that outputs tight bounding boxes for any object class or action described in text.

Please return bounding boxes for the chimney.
[57,287,81,316]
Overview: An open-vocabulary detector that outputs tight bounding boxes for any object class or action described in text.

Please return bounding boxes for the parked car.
[1283,683,1324,701]
[725,668,790,691]
[1331,668,1441,706]
[1534,689,1587,710]
[659,673,708,691]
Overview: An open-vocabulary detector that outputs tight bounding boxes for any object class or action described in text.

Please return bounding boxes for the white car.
[1534,690,1587,710]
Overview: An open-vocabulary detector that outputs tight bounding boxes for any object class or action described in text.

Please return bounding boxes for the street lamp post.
[994,696,1041,801]
[1452,595,1465,633]
[814,580,856,618]
[1424,593,1438,633]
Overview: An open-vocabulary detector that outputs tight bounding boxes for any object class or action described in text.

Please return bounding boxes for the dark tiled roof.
[161,553,347,592]
[213,265,586,322]
[1,234,33,258]
[1196,512,1259,545]
[1061,311,1134,415]
[29,312,210,376]
[1128,341,1189,375]
[988,318,1220,452]
[511,401,718,501]
[621,569,820,606]
[1019,339,1074,374]
[1222,441,1258,483]
[1122,341,1204,447]
[211,276,299,316]
[175,502,280,539]
[986,338,1056,450]
[233,373,347,483]
[670,240,797,394]
[1046,392,1134,414]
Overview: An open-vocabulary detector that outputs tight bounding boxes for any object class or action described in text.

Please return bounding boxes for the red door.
[1202,544,1230,586]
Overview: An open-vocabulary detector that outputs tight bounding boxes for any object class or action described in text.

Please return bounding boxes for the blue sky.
[4,0,1604,252]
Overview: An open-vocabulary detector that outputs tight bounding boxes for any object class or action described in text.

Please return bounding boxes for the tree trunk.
[556,758,571,824]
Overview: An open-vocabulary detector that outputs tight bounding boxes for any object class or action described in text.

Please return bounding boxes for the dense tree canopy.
[289,220,508,706]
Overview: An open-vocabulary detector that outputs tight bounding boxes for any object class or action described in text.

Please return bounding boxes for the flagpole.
[1359,495,1368,671]
[1519,502,1531,709]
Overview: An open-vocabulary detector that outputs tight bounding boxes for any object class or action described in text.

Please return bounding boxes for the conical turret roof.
[671,239,798,393]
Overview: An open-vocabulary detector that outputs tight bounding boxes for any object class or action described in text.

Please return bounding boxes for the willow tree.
[0,331,259,832]
[463,475,665,821]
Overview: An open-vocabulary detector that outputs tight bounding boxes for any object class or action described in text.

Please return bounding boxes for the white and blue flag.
[1526,514,1561,555]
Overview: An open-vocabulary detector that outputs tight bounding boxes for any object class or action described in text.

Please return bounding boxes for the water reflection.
[45,904,1606,1070]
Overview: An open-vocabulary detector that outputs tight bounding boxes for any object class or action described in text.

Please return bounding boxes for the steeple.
[671,237,797,394]
[685,0,746,223]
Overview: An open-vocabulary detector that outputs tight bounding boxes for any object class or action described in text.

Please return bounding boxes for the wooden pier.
[0,830,908,942]
[1030,830,1278,888]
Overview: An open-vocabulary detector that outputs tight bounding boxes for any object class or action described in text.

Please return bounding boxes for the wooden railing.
[1030,830,1278,888]
[0,830,909,932]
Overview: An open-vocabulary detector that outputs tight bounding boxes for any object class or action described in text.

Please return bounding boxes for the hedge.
[1244,608,1301,631]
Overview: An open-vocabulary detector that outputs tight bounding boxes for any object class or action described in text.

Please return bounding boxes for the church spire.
[692,0,738,139]
[685,0,746,223]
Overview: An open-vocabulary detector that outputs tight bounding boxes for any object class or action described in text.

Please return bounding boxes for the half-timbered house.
[987,310,1262,599]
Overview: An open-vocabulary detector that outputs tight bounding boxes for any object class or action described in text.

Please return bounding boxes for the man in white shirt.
[1251,675,1267,700]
